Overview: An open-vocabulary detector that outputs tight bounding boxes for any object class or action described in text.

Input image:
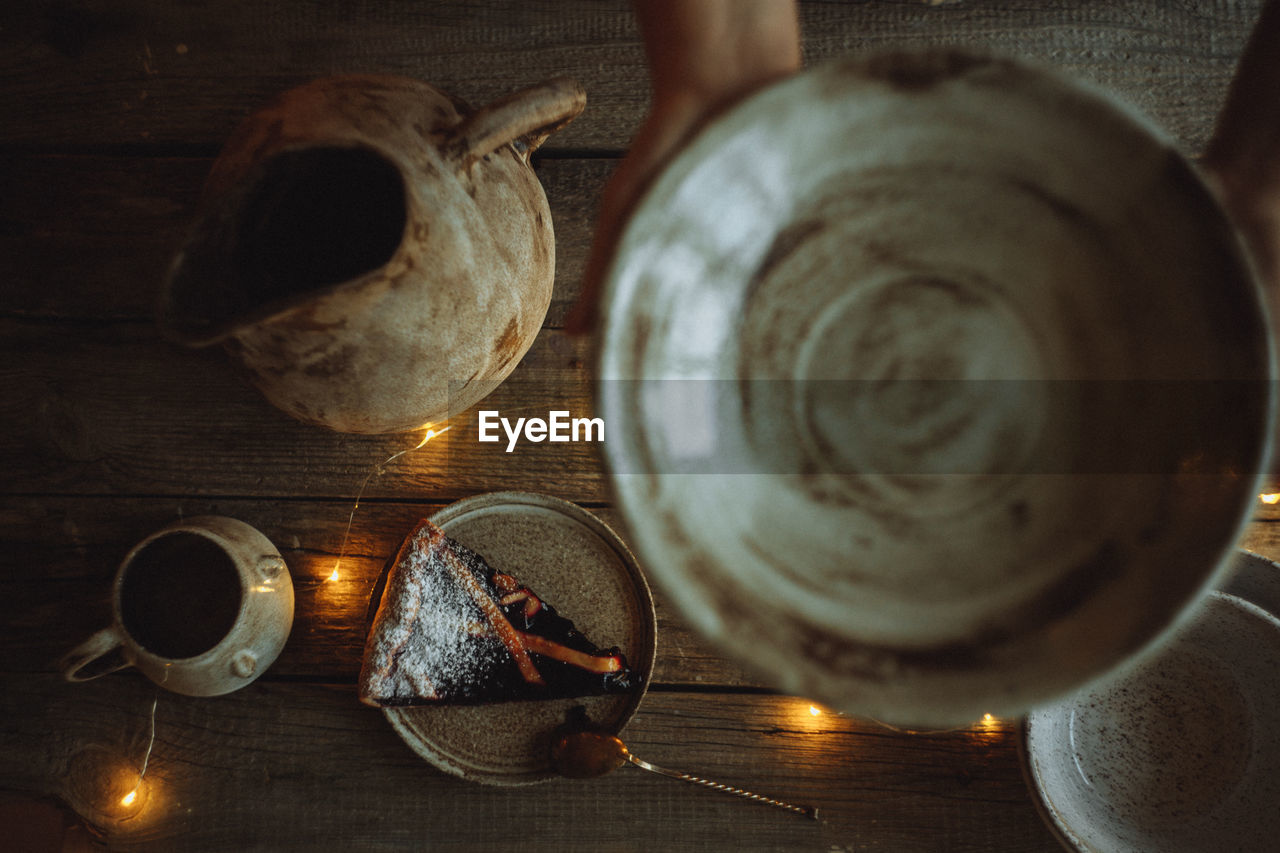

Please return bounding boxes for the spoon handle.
[624,753,818,819]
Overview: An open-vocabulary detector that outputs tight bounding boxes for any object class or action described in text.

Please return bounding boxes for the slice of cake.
[359,519,633,706]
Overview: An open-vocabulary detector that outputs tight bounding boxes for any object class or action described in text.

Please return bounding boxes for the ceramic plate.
[377,492,656,785]
[1021,550,1280,852]
[1221,550,1280,618]
[596,50,1272,726]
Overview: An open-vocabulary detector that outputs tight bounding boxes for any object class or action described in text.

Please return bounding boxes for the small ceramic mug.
[60,515,294,696]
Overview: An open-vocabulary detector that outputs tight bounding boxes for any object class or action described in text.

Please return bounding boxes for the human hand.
[1203,0,1280,325]
[565,0,801,334]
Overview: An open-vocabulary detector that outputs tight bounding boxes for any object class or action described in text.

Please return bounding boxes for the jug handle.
[60,626,131,682]
[445,77,586,172]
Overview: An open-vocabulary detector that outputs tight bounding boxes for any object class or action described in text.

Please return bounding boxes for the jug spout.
[160,144,409,346]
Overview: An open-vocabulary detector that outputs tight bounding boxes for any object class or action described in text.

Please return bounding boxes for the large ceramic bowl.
[597,50,1273,726]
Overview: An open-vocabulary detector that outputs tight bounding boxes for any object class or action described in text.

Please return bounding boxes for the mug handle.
[60,626,131,682]
[444,77,586,172]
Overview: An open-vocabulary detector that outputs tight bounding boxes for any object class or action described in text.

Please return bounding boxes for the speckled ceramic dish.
[376,492,656,785]
[1221,550,1280,618]
[1022,560,1280,852]
[596,49,1272,726]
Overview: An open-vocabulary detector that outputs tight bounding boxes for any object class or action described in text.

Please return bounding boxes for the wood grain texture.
[11,498,1276,686]
[0,320,611,501]
[0,1,1263,153]
[1233,518,1280,555]
[3,2,1273,849]
[0,496,760,688]
[0,673,1060,852]
[0,154,609,325]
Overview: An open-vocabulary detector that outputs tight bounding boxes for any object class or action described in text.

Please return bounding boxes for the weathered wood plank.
[10,500,1277,687]
[0,154,609,325]
[7,317,1275,517]
[0,495,760,687]
[1234,517,1280,555]
[0,672,1059,852]
[0,320,612,501]
[0,1,1262,154]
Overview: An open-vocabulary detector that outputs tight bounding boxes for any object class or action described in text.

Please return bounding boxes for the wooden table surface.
[4,2,1278,850]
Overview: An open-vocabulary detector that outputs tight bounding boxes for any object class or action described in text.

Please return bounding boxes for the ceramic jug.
[159,75,585,433]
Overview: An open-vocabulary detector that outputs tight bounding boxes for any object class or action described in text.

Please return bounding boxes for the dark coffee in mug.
[119,532,244,659]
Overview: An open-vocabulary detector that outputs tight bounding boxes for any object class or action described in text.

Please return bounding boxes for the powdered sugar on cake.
[359,523,504,704]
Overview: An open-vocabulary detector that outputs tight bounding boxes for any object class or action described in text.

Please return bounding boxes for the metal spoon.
[550,729,819,820]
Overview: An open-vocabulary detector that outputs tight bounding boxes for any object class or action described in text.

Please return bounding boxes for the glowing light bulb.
[1261,493,1280,504]
[809,705,821,716]
[983,713,995,722]
[327,566,341,582]
[121,788,138,807]
[413,423,450,450]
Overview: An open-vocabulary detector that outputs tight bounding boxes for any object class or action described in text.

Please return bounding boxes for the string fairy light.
[325,398,593,583]
[798,696,1002,733]
[121,692,159,808]
[1260,493,1280,505]
[329,423,451,582]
